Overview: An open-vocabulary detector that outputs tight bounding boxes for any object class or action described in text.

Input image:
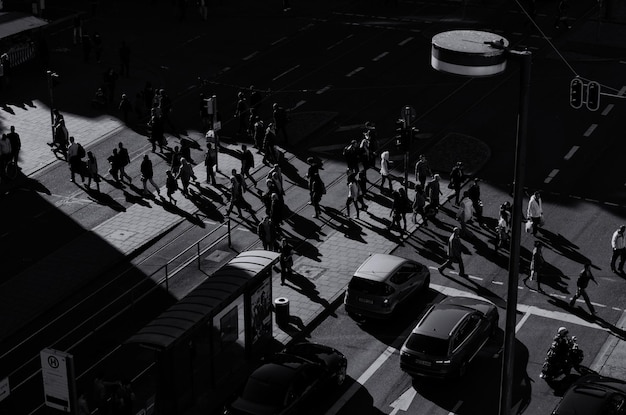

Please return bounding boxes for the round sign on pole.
[431,30,509,77]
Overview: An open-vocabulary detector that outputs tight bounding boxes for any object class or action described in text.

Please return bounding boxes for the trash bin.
[274,297,289,326]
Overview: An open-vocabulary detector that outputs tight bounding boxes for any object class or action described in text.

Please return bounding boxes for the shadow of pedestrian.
[537,228,591,265]
[83,186,126,211]
[191,183,226,205]
[284,272,335,315]
[154,196,205,227]
[276,315,309,339]
[278,158,308,188]
[186,188,224,223]
[122,187,151,207]
[0,170,51,195]
[284,211,323,241]
[322,206,366,242]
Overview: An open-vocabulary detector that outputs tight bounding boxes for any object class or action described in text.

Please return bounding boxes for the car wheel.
[335,364,347,386]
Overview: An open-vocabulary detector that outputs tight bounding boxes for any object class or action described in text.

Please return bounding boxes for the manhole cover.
[205,250,229,262]
[108,230,135,241]
[295,264,326,281]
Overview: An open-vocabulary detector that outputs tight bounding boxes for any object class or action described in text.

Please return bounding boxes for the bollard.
[274,297,289,326]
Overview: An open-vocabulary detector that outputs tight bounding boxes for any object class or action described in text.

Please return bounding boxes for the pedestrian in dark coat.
[450,161,464,205]
[117,142,132,183]
[530,241,545,292]
[148,108,165,153]
[67,136,86,183]
[234,92,248,135]
[253,118,265,151]
[140,154,160,196]
[176,158,196,196]
[467,178,483,223]
[204,144,216,185]
[257,216,275,251]
[108,148,121,182]
[569,263,597,315]
[412,185,427,226]
[119,93,132,124]
[414,154,432,189]
[262,124,277,165]
[272,103,289,144]
[345,174,361,219]
[343,140,360,174]
[165,170,178,204]
[6,126,20,167]
[310,173,325,218]
[438,227,466,277]
[270,193,284,233]
[279,239,293,284]
[425,174,442,210]
[226,168,245,217]
[86,151,100,191]
[241,144,257,187]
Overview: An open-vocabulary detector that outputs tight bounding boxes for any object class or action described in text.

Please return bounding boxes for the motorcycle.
[540,336,584,380]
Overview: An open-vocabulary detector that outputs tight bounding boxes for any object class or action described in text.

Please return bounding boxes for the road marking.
[591,311,626,372]
[389,387,417,415]
[272,64,300,81]
[516,311,532,332]
[563,145,579,160]
[346,66,364,77]
[372,51,389,62]
[583,124,597,137]
[398,37,414,46]
[243,51,259,61]
[325,345,397,415]
[316,85,332,95]
[492,280,504,285]
[327,34,353,50]
[271,36,287,46]
[431,283,609,331]
[221,66,231,72]
[448,400,463,415]
[544,168,559,184]
[619,86,626,96]
[601,104,614,116]
[181,35,201,46]
[291,100,307,110]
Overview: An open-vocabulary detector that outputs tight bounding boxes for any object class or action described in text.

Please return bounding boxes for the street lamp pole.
[431,30,532,415]
[499,48,531,415]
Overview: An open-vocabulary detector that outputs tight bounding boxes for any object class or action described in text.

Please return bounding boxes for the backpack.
[77,144,86,159]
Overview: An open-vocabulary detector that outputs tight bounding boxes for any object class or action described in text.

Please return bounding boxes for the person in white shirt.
[610,225,626,274]
[526,191,543,236]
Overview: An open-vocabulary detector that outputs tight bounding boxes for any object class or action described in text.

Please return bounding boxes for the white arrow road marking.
[389,388,417,415]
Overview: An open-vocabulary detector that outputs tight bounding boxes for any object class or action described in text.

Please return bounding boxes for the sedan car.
[552,373,626,415]
[400,296,498,378]
[225,342,347,415]
[344,253,430,319]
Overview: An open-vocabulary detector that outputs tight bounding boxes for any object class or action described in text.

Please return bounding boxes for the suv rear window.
[349,278,393,295]
[405,333,449,357]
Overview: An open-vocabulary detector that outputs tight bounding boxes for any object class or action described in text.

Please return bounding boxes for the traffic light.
[395,119,406,149]
[569,78,583,109]
[586,81,600,111]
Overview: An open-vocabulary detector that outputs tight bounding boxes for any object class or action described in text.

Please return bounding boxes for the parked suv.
[344,254,430,319]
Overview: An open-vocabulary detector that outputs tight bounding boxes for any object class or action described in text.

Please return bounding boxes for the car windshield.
[241,376,288,406]
[349,278,392,295]
[405,333,449,357]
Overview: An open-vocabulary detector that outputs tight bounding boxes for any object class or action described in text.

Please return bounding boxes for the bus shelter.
[125,250,280,415]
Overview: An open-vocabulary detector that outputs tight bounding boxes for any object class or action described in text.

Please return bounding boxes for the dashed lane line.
[272,64,301,81]
[372,51,389,62]
[243,51,259,61]
[601,104,614,116]
[583,124,598,137]
[327,34,354,50]
[544,168,559,184]
[271,36,287,46]
[316,85,332,95]
[398,36,414,46]
[346,66,364,77]
[564,145,579,161]
[291,100,307,110]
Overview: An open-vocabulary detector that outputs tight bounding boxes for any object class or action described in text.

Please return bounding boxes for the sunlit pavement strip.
[544,168,559,184]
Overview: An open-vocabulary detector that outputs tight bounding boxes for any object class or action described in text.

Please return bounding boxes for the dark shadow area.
[321,206,367,243]
[548,296,626,340]
[154,196,205,227]
[82,185,126,212]
[283,271,335,315]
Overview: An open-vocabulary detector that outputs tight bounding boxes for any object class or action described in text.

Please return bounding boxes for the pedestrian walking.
[257,216,275,251]
[262,124,277,165]
[569,263,597,315]
[73,15,83,45]
[425,174,443,212]
[241,144,257,187]
[234,92,248,135]
[310,173,325,218]
[526,191,543,236]
[249,85,262,113]
[119,41,130,78]
[85,151,100,191]
[449,161,464,205]
[306,157,322,190]
[457,191,474,234]
[226,168,245,217]
[270,193,284,234]
[7,126,21,168]
[345,174,361,219]
[140,155,160,197]
[253,118,265,150]
[388,190,403,232]
[268,164,284,193]
[358,130,374,173]
[412,184,428,226]
[610,225,626,274]
[77,391,90,415]
[148,107,165,153]
[0,134,11,180]
[107,148,121,182]
[51,109,69,159]
[414,154,432,189]
[272,102,289,144]
[67,136,86,183]
[343,140,360,174]
[530,241,545,292]
[119,93,132,124]
[379,150,393,193]
[438,227,467,277]
[176,158,196,196]
[279,239,294,284]
[165,170,178,205]
[357,170,368,199]
[467,178,483,223]
[117,142,132,183]
[495,201,512,251]
[204,144,216,185]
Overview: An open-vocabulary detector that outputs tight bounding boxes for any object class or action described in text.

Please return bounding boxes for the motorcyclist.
[540,327,582,380]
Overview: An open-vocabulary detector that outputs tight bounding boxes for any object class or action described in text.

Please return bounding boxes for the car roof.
[414,305,471,340]
[354,254,413,282]
[555,374,626,415]
[251,361,301,387]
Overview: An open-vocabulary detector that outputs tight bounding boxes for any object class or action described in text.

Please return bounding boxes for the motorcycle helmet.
[558,327,568,336]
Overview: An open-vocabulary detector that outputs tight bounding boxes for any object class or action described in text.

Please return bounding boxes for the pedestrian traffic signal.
[586,81,600,111]
[395,119,407,150]
[569,78,583,109]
